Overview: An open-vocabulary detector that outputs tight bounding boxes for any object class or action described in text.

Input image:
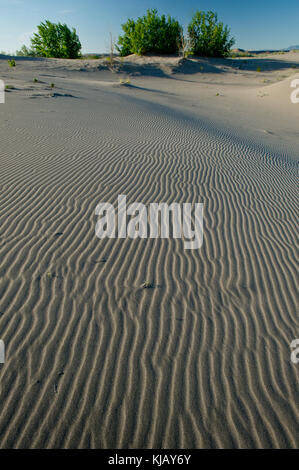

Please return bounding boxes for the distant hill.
[245,46,299,54]
[285,45,299,50]
[233,46,299,54]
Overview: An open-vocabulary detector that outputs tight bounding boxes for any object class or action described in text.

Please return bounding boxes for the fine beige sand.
[0,52,298,448]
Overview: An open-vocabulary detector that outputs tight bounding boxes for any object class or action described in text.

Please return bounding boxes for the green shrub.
[80,54,102,60]
[30,20,81,58]
[229,51,253,58]
[142,282,154,289]
[188,11,235,57]
[119,78,131,85]
[184,50,193,58]
[8,59,16,67]
[117,9,182,56]
[16,45,36,57]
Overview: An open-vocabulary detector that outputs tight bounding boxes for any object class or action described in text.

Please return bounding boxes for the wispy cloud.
[59,9,75,15]
[18,30,35,45]
[0,0,24,4]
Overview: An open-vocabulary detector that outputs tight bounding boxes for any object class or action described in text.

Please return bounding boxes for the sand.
[0,52,298,448]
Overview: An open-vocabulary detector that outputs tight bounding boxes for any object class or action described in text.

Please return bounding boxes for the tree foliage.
[30,21,81,58]
[188,11,235,57]
[16,45,36,57]
[117,9,182,56]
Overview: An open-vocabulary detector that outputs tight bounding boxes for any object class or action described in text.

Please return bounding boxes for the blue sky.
[0,0,298,54]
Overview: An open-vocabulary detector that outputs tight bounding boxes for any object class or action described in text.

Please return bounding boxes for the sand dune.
[257,72,299,103]
[0,53,298,448]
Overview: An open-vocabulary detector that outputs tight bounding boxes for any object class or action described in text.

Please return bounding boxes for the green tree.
[117,9,182,56]
[188,11,235,57]
[16,45,36,57]
[30,21,81,58]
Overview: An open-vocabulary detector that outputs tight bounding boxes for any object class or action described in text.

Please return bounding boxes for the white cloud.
[18,30,35,45]
[59,9,75,15]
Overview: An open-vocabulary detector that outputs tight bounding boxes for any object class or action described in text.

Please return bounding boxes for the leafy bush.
[16,45,36,57]
[229,50,253,58]
[30,21,81,58]
[188,11,235,57]
[80,54,102,60]
[117,9,182,56]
